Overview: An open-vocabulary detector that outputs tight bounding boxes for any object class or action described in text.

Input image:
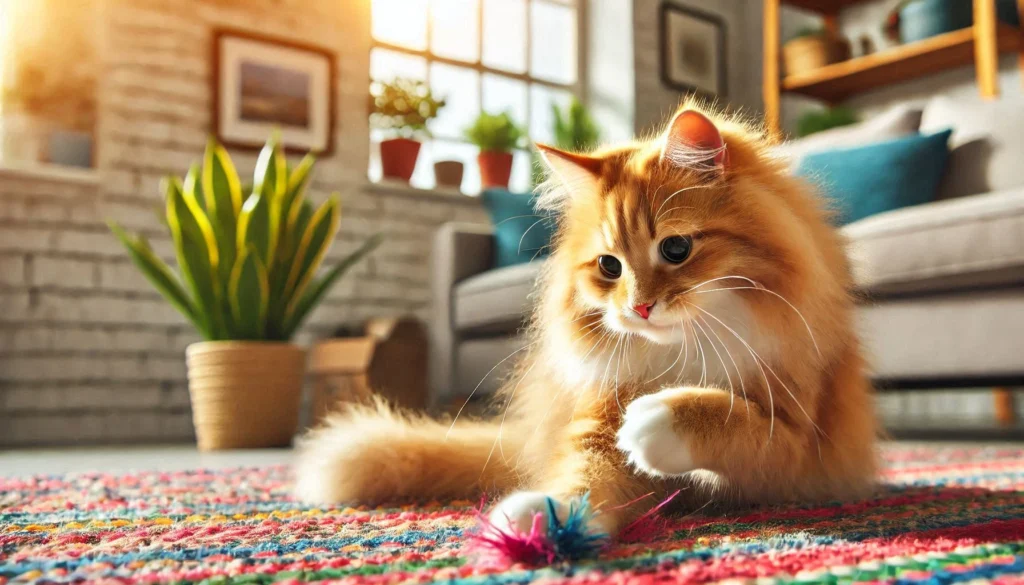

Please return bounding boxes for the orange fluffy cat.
[295,104,877,537]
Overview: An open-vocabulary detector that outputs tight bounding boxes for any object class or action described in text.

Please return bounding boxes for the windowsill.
[0,161,99,185]
[365,179,482,205]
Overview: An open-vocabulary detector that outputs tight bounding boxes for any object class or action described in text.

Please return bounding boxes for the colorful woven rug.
[2,445,1023,584]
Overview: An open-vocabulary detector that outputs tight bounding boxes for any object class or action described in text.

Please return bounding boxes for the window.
[370,0,582,193]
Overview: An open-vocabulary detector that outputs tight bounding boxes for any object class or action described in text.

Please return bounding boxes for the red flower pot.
[478,150,514,189]
[380,138,421,183]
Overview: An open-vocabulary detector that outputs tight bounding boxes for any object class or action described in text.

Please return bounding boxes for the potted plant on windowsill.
[465,111,525,189]
[109,135,381,450]
[370,78,445,183]
[533,97,601,187]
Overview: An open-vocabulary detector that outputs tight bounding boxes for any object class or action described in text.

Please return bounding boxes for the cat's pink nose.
[633,303,653,319]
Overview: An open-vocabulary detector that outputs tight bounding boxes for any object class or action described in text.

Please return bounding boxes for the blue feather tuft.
[543,493,608,561]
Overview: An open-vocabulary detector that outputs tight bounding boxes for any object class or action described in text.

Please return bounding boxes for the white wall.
[587,0,637,144]
[632,0,764,135]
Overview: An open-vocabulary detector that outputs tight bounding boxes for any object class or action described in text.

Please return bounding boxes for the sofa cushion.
[844,188,1024,296]
[796,130,952,225]
[480,189,555,268]
[858,289,1024,380]
[920,96,1024,199]
[454,262,543,333]
[775,104,923,172]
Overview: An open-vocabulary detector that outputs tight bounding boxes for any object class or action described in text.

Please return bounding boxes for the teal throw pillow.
[480,188,556,268]
[795,129,953,225]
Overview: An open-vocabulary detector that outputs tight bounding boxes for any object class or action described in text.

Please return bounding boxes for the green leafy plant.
[464,111,526,153]
[109,135,381,341]
[552,98,601,152]
[796,106,859,138]
[369,78,445,138]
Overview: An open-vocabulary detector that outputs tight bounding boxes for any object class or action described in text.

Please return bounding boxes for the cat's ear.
[661,109,728,172]
[534,144,602,205]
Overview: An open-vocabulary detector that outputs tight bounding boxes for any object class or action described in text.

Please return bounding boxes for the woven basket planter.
[782,35,849,77]
[186,341,305,451]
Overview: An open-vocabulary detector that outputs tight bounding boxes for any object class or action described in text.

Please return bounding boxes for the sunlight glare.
[371,0,428,50]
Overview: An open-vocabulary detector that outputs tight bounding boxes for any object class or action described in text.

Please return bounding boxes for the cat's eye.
[597,255,622,279]
[659,235,693,264]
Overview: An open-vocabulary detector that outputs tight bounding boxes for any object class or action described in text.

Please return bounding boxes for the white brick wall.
[0,0,487,446]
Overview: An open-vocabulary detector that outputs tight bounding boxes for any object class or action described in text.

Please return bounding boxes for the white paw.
[488,491,605,536]
[616,389,695,477]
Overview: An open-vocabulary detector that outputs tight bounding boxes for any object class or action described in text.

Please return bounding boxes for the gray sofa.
[429,98,1024,406]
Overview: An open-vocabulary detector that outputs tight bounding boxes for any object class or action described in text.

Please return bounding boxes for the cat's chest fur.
[551,291,774,394]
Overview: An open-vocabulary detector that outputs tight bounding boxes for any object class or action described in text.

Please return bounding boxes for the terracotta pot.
[380,138,421,182]
[433,160,464,189]
[478,150,514,189]
[186,341,305,451]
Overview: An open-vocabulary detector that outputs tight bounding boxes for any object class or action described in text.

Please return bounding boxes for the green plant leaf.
[282,196,340,318]
[283,233,382,337]
[251,135,286,271]
[253,133,288,200]
[182,165,205,213]
[108,221,208,338]
[202,138,243,285]
[237,193,272,267]
[277,154,315,258]
[228,246,269,339]
[166,175,223,339]
[464,111,525,152]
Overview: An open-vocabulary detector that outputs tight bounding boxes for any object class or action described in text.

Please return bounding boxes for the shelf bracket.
[974,0,1000,98]
[764,0,782,140]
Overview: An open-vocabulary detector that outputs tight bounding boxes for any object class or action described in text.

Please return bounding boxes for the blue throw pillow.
[480,188,556,268]
[795,129,953,225]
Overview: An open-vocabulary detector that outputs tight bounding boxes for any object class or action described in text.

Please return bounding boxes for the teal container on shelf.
[997,0,1020,26]
[899,0,973,43]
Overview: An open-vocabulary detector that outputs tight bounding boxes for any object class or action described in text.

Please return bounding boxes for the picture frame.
[659,3,727,98]
[212,29,335,155]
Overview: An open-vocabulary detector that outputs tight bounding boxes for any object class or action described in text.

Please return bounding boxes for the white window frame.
[370,0,589,190]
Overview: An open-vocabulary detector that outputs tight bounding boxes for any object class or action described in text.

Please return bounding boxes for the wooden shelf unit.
[763,0,1024,137]
[783,24,1021,102]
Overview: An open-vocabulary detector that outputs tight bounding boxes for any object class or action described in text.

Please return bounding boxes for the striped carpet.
[1,445,1022,584]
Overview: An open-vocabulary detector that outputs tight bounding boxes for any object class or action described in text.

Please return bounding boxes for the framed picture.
[659,4,727,98]
[213,29,335,155]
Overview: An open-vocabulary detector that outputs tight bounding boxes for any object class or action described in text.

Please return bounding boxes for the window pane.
[529,84,572,145]
[530,0,577,84]
[370,47,427,82]
[482,0,526,73]
[372,0,428,50]
[509,149,532,194]
[409,139,435,189]
[430,63,480,139]
[482,74,527,129]
[433,140,481,193]
[432,0,479,62]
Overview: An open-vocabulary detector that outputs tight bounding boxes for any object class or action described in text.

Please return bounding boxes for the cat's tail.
[294,398,520,504]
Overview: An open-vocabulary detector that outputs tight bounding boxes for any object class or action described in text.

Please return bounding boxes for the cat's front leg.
[489,416,656,537]
[616,386,813,492]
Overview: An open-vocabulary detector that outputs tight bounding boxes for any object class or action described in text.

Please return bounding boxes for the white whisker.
[646,318,686,384]
[695,312,748,421]
[517,217,551,255]
[691,314,735,421]
[448,342,535,438]
[688,303,775,443]
[685,277,821,358]
[653,184,704,222]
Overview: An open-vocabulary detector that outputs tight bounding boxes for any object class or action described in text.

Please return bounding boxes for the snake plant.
[109,135,381,341]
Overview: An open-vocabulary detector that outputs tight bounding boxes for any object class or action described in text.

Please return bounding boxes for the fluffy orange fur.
[295,103,877,537]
